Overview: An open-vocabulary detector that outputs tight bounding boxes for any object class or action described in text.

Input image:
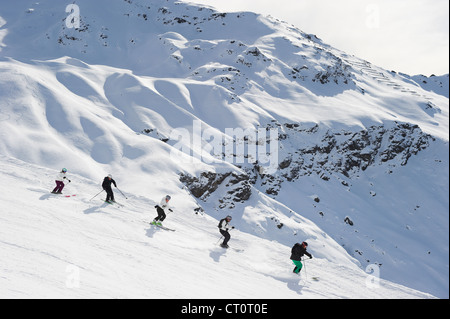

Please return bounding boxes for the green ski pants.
[292,260,303,273]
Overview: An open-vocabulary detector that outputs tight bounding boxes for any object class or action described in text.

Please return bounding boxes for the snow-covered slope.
[0,0,448,298]
[0,155,434,299]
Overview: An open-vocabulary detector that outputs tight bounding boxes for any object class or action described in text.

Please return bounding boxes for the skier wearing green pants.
[290,241,312,274]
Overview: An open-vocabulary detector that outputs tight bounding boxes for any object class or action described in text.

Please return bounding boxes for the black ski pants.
[220,229,231,246]
[104,187,114,201]
[154,206,166,222]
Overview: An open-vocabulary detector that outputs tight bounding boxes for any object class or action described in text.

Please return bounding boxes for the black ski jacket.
[218,218,233,232]
[102,177,117,190]
[290,243,312,261]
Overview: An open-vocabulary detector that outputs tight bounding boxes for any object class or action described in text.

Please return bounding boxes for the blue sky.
[185,0,449,76]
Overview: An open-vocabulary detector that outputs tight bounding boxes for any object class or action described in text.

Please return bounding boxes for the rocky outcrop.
[180,121,434,205]
[180,171,252,209]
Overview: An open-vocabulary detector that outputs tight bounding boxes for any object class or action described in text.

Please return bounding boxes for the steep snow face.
[410,74,449,99]
[0,0,448,298]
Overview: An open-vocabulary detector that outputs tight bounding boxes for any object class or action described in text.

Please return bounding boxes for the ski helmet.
[302,241,308,247]
[165,195,171,201]
[226,215,232,221]
[108,174,112,178]
[62,168,67,173]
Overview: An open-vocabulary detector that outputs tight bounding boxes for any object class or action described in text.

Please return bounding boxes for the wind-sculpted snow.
[0,0,448,298]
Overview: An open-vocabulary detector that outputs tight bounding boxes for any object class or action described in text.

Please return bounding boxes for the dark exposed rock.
[180,121,434,207]
[344,216,354,226]
[180,171,251,204]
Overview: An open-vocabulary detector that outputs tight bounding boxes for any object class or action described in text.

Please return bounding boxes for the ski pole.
[216,228,233,244]
[89,189,104,201]
[116,187,128,199]
[302,257,308,281]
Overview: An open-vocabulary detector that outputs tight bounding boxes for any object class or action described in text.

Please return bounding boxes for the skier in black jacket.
[290,241,312,274]
[102,174,117,203]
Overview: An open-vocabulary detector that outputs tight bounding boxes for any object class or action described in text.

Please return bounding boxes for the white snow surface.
[0,0,448,298]
[0,155,435,299]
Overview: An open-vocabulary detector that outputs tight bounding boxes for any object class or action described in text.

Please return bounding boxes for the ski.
[217,244,244,252]
[50,193,77,198]
[297,275,319,282]
[150,222,175,231]
[103,200,124,208]
[112,201,124,207]
[155,224,176,232]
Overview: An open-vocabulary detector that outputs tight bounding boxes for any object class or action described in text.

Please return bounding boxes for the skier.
[102,174,117,203]
[290,241,312,274]
[151,195,173,226]
[51,168,71,194]
[218,215,234,248]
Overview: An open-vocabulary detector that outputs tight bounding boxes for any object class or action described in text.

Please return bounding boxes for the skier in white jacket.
[51,168,71,194]
[218,215,234,248]
[151,195,173,226]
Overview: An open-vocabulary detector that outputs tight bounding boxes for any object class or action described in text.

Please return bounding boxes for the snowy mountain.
[0,0,448,299]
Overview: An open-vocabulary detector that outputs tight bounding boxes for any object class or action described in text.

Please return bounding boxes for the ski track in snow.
[0,156,435,298]
[0,0,447,299]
